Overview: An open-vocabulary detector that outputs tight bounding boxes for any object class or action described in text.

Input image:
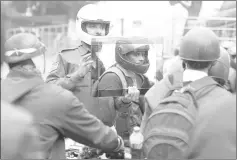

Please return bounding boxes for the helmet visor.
[81,19,110,36]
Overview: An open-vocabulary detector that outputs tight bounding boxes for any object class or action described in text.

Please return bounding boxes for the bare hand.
[69,53,94,81]
[163,56,184,77]
[123,86,140,103]
[74,53,94,78]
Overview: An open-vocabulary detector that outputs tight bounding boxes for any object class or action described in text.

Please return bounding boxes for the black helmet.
[179,27,220,62]
[208,47,230,84]
[115,38,150,74]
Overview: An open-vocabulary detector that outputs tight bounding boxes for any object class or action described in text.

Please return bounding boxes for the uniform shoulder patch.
[59,45,85,64]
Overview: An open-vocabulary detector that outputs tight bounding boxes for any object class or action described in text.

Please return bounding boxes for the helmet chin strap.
[81,41,91,51]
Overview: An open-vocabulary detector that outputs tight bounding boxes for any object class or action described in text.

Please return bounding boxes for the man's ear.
[182,61,186,70]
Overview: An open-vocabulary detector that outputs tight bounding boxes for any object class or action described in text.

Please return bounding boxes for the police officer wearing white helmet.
[46,3,111,116]
[2,32,124,159]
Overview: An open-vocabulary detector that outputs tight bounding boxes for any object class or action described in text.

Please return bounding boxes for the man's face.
[126,51,146,65]
[85,23,106,36]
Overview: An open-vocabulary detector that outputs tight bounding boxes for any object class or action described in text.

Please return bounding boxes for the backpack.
[142,76,220,159]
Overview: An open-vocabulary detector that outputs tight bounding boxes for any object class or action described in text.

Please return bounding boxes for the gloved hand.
[122,86,140,104]
[70,53,94,82]
[95,136,125,159]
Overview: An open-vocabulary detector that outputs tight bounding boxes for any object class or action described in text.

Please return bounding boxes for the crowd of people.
[1,3,236,159]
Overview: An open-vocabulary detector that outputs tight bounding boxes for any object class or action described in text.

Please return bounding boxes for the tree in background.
[5,1,98,23]
[178,1,203,35]
[9,1,98,17]
[179,1,202,17]
[3,1,99,43]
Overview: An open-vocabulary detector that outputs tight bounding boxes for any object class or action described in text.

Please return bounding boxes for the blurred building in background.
[2,1,236,80]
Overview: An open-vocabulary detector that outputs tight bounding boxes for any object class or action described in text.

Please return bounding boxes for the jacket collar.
[116,64,145,86]
[2,68,44,103]
[116,64,136,78]
[6,67,43,79]
[80,41,91,53]
[183,69,208,82]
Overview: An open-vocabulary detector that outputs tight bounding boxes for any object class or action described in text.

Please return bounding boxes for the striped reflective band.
[5,48,37,56]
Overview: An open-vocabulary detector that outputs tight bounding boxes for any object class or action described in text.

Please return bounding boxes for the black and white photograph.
[1,1,236,159]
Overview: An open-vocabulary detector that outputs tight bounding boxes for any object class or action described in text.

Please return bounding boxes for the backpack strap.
[98,65,128,96]
[1,77,43,104]
[187,76,220,92]
[159,76,220,110]
[183,76,220,98]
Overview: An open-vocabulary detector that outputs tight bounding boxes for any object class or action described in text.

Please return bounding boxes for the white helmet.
[76,4,110,45]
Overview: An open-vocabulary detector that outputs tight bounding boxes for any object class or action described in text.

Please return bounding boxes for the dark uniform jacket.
[97,64,151,143]
[46,43,105,116]
[1,68,119,159]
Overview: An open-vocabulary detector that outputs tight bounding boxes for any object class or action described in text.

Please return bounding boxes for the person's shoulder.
[60,41,87,55]
[97,70,123,91]
[202,83,232,101]
[99,71,122,84]
[58,43,89,64]
[186,95,236,159]
[215,84,233,95]
[41,83,81,105]
[52,47,80,64]
[1,100,33,124]
[54,85,84,111]
[101,71,120,80]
